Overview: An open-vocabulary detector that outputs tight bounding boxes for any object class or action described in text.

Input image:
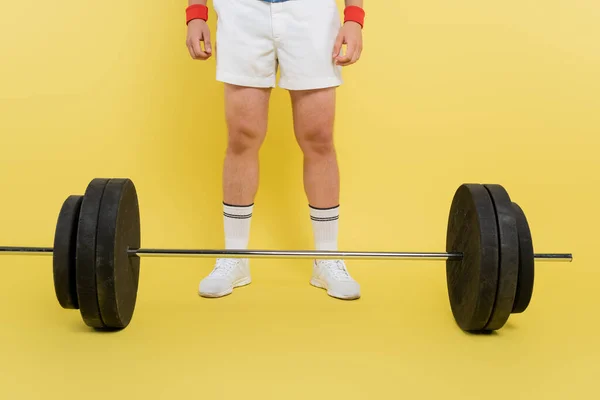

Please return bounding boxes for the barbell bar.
[0,177,573,333]
[0,246,572,261]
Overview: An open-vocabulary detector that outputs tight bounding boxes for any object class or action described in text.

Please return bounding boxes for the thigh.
[214,0,277,88]
[276,0,343,91]
[225,84,271,144]
[290,88,336,144]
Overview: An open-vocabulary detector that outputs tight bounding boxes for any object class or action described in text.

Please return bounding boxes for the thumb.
[332,33,344,57]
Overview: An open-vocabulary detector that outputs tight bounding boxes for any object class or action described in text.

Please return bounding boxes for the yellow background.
[1,0,599,399]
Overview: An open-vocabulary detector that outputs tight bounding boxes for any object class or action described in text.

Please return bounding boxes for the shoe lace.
[319,259,352,281]
[209,258,239,277]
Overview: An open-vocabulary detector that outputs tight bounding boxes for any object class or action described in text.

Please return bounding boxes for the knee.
[298,127,335,157]
[227,123,265,155]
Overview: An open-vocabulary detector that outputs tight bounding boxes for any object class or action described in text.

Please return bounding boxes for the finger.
[349,45,362,65]
[350,50,360,65]
[203,29,212,54]
[192,38,209,60]
[332,33,344,57]
[187,41,197,59]
[335,50,353,65]
[338,40,356,63]
[349,50,361,65]
[335,50,352,64]
[339,41,359,65]
[199,43,211,60]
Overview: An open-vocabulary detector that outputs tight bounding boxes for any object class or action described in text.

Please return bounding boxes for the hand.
[186,19,212,60]
[332,21,363,66]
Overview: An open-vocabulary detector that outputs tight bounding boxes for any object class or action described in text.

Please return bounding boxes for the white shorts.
[213,0,343,90]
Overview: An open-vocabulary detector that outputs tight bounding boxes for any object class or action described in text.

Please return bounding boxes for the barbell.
[0,178,572,332]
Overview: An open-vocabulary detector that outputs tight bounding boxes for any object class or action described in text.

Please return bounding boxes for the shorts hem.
[278,76,343,91]
[216,71,276,88]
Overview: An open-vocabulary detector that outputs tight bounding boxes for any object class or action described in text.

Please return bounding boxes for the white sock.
[309,205,339,251]
[223,203,253,250]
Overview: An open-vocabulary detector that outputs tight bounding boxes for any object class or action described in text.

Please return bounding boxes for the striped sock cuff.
[223,203,254,250]
[309,204,339,222]
[223,203,254,220]
[309,205,339,251]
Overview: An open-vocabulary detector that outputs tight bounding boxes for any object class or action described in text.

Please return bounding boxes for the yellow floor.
[1,252,597,400]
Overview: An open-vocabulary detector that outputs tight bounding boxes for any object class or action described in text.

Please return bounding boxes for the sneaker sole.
[310,278,361,300]
[198,276,252,298]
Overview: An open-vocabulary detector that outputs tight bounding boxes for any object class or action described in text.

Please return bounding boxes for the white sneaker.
[198,258,251,298]
[310,259,361,300]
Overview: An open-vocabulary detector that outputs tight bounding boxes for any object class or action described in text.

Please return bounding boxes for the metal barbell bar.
[0,246,573,261]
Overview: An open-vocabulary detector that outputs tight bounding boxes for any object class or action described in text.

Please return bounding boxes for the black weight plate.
[76,178,110,329]
[96,178,141,329]
[483,184,519,330]
[53,195,83,309]
[446,184,499,331]
[511,202,534,313]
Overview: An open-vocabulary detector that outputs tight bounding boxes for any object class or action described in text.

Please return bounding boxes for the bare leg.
[289,87,339,208]
[198,84,270,298]
[289,87,360,300]
[223,84,271,205]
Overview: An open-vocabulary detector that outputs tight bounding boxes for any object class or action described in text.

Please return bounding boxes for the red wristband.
[344,6,365,28]
[186,4,209,25]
